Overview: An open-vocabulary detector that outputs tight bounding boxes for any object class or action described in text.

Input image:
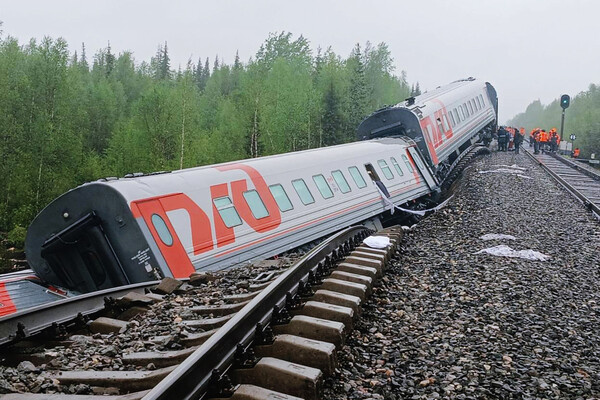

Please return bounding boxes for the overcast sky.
[1,0,598,122]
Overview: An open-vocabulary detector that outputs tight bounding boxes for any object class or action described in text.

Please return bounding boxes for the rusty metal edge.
[144,226,371,400]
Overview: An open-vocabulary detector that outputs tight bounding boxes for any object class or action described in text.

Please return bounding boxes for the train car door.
[406,147,439,190]
[364,163,391,198]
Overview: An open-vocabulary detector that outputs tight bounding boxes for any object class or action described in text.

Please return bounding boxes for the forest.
[0,28,414,245]
[507,85,600,157]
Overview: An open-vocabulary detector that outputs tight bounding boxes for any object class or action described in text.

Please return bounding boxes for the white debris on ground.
[474,244,551,261]
[478,164,531,178]
[363,236,391,249]
[479,233,517,241]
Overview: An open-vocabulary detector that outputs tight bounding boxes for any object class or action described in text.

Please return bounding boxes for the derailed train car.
[358,77,498,180]
[20,77,497,299]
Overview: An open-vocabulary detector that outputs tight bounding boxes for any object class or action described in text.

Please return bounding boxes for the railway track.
[0,225,403,400]
[524,147,600,218]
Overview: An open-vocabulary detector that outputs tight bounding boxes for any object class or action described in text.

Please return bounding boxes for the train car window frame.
[401,154,415,172]
[459,106,465,120]
[463,103,469,117]
[242,189,270,219]
[468,100,474,114]
[425,124,434,143]
[436,119,445,139]
[348,166,367,188]
[268,184,294,212]
[151,214,174,246]
[390,157,404,176]
[377,159,394,180]
[442,115,450,132]
[292,179,315,205]
[213,196,243,228]
[312,174,334,199]
[479,94,485,107]
[331,170,351,193]
[476,96,482,110]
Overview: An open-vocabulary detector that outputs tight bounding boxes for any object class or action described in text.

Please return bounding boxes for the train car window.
[442,115,450,132]
[377,160,394,180]
[476,96,482,110]
[412,152,427,171]
[479,94,485,107]
[312,174,334,199]
[453,109,460,124]
[390,157,404,176]
[401,154,414,172]
[458,106,465,120]
[292,179,315,205]
[243,190,270,219]
[151,214,173,246]
[269,184,293,212]
[348,166,367,188]
[463,103,469,117]
[331,170,351,193]
[468,100,474,114]
[449,112,456,127]
[213,197,243,228]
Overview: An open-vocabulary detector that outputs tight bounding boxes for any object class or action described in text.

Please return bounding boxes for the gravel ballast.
[324,151,600,399]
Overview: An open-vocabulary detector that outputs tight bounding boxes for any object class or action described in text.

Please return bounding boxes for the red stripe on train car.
[0,282,17,317]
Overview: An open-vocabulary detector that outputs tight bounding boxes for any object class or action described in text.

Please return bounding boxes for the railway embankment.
[325,151,600,399]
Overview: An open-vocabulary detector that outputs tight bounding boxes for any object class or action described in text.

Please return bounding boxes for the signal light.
[560,94,570,109]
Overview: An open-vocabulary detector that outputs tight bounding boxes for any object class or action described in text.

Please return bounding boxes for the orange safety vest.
[574,148,580,157]
[539,131,548,142]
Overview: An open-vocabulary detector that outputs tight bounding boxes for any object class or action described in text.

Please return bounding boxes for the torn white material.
[478,168,529,175]
[374,184,453,216]
[479,233,516,241]
[517,174,533,179]
[497,164,527,171]
[363,236,391,249]
[401,225,417,231]
[475,245,551,261]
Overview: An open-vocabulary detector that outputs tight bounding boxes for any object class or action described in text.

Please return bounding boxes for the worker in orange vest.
[532,129,541,154]
[539,129,548,154]
[549,128,558,152]
[573,148,580,158]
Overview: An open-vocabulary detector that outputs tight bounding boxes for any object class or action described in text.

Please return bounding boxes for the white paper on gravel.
[475,245,551,261]
[363,236,391,249]
[479,233,516,241]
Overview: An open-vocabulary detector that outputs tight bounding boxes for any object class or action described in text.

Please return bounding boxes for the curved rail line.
[146,225,371,400]
[524,147,600,218]
[0,225,406,400]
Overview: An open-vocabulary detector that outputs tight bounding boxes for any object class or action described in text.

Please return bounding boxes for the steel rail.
[0,280,159,346]
[548,152,600,182]
[524,149,600,218]
[144,225,371,400]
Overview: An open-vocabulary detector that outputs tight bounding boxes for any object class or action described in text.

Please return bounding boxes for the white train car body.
[26,138,433,293]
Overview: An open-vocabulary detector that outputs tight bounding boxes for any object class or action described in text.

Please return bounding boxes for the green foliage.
[7,225,27,248]
[0,31,411,232]
[508,84,600,157]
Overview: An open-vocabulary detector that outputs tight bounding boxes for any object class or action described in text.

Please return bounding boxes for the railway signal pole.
[560,94,570,141]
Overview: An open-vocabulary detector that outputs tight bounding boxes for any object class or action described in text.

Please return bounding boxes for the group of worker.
[496,126,525,153]
[529,128,561,154]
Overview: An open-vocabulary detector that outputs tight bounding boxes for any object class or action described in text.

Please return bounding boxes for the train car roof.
[82,137,415,201]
